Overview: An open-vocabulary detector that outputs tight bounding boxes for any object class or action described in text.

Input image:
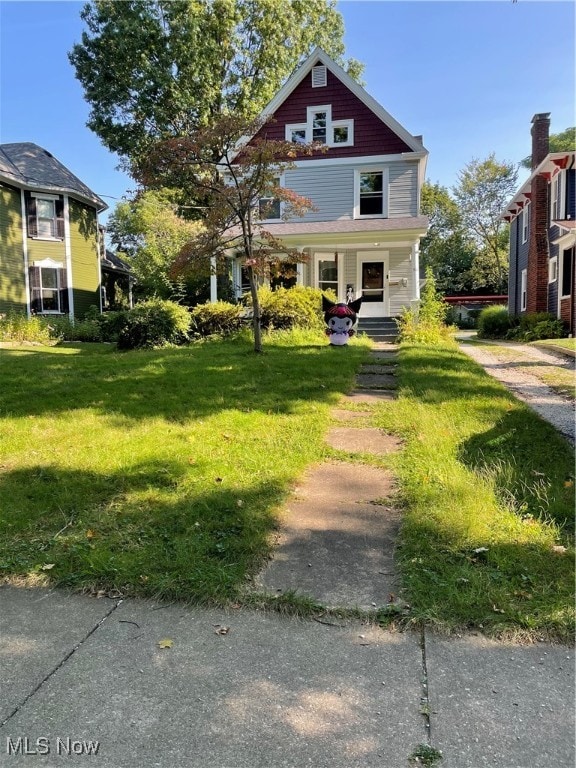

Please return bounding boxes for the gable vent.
[311,65,327,88]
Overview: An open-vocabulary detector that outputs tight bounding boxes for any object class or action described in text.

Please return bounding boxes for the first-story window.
[520,269,527,311]
[548,256,558,283]
[29,263,67,313]
[561,247,574,298]
[359,171,384,216]
[317,255,338,294]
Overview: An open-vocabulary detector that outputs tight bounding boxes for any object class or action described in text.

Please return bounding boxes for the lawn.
[1,331,574,641]
[373,342,575,642]
[0,330,369,602]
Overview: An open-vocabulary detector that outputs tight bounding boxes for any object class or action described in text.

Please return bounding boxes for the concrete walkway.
[1,344,574,767]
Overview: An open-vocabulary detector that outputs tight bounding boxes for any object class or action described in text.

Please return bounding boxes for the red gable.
[250,65,413,160]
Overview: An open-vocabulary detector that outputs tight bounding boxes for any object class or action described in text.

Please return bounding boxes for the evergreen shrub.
[117,299,191,349]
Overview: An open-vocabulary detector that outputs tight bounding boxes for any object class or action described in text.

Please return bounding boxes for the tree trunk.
[248,265,262,353]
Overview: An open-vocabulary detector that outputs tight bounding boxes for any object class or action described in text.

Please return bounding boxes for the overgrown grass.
[373,341,575,642]
[0,329,370,602]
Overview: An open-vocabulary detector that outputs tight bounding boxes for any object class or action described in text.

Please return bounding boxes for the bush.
[117,299,191,350]
[252,286,329,331]
[476,305,513,339]
[189,301,244,338]
[506,313,566,341]
[0,312,55,344]
[397,267,453,346]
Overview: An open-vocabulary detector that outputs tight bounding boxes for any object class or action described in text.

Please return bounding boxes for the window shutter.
[55,197,65,239]
[26,194,38,237]
[312,65,327,88]
[29,266,41,312]
[59,268,69,313]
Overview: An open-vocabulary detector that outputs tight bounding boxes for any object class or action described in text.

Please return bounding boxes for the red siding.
[251,65,413,159]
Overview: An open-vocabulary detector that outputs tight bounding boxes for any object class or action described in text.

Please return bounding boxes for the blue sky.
[0,0,574,225]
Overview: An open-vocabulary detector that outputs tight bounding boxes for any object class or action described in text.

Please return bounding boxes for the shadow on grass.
[0,460,289,603]
[399,519,574,640]
[0,337,369,424]
[458,409,575,531]
[397,344,511,405]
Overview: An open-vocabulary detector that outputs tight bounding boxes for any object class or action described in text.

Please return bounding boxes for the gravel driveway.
[458,339,575,447]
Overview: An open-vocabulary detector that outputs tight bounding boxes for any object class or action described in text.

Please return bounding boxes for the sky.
[0,0,574,226]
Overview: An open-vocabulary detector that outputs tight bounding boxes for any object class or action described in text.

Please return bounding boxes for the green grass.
[532,337,576,352]
[0,329,370,602]
[373,341,575,642]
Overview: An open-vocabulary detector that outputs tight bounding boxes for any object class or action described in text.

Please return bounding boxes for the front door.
[360,260,386,317]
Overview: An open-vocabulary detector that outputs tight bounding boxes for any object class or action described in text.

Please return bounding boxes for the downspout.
[63,195,75,321]
[20,190,31,318]
[411,243,421,309]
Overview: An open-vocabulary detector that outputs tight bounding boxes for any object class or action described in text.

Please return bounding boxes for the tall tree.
[452,155,518,293]
[106,189,203,299]
[138,115,318,352]
[420,181,477,294]
[69,0,363,174]
[520,126,575,169]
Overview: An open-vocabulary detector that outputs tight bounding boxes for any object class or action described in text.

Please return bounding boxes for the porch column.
[210,256,217,303]
[411,243,421,302]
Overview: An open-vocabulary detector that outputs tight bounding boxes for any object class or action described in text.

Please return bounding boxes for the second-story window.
[258,178,281,221]
[26,194,64,239]
[522,202,530,244]
[359,171,384,216]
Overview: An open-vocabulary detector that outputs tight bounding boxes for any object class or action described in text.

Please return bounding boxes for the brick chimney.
[526,113,550,312]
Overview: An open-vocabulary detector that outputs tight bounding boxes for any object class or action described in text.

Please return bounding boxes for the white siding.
[284,160,419,221]
[388,248,412,315]
[388,162,418,218]
[284,166,354,221]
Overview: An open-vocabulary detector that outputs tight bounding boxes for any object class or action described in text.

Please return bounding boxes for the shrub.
[506,313,566,341]
[117,298,191,350]
[0,312,56,344]
[256,286,328,331]
[476,305,513,338]
[397,267,453,346]
[189,301,244,338]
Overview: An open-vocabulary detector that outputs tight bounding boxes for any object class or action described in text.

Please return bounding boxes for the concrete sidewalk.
[0,587,574,768]
[0,343,574,767]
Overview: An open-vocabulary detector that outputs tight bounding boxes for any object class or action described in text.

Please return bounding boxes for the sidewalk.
[0,344,574,768]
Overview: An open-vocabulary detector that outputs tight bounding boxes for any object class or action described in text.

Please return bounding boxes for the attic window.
[312,65,327,88]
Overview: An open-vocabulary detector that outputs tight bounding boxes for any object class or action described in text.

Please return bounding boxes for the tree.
[452,155,518,294]
[420,181,477,295]
[106,189,203,299]
[520,126,575,169]
[138,115,319,352]
[69,0,363,175]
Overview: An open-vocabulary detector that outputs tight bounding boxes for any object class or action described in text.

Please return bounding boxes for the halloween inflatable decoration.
[322,295,362,346]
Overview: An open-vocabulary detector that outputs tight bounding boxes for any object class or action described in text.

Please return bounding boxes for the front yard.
[1,330,573,641]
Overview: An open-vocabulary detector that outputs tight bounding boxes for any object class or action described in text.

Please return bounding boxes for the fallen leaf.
[188,457,196,465]
[158,638,174,649]
[41,563,55,571]
[552,545,567,554]
[213,625,230,635]
[492,605,505,614]
[215,477,223,483]
[564,479,574,488]
[86,529,96,540]
[236,499,244,507]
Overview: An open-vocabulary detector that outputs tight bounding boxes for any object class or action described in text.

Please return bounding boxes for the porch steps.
[357,317,398,343]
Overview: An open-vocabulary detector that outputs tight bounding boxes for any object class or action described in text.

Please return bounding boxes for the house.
[503,114,575,334]
[218,47,429,320]
[0,142,107,320]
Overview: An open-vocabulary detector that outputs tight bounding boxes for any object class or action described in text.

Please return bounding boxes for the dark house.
[503,114,575,333]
